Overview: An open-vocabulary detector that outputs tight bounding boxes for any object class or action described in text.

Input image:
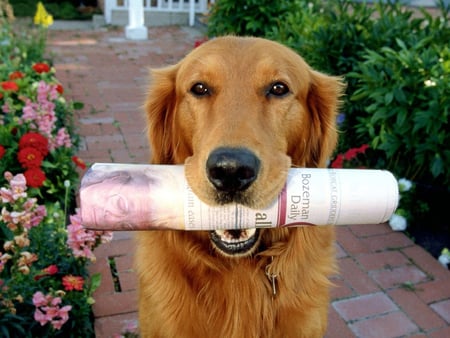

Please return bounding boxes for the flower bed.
[1,5,112,337]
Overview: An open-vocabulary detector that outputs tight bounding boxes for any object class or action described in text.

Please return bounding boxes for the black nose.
[206,147,260,192]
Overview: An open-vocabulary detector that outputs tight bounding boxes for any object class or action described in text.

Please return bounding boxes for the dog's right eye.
[190,83,210,97]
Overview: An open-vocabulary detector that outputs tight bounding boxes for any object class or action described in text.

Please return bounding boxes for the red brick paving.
[47,25,450,338]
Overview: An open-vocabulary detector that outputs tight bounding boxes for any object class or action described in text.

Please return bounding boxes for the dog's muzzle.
[206,147,262,256]
[206,147,260,205]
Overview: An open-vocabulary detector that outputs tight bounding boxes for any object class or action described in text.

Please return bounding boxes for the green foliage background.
[207,0,450,248]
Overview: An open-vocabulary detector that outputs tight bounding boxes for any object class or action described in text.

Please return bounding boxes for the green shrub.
[351,39,450,186]
[207,0,292,37]
[207,0,449,182]
[269,1,448,152]
[7,0,38,17]
[11,0,98,20]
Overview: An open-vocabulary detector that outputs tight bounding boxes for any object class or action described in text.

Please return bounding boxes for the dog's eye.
[268,82,290,97]
[190,83,210,97]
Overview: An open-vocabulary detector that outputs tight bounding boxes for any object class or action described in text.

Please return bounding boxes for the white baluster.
[125,0,148,40]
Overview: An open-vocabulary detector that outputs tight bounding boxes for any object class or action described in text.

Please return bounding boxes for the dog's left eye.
[190,83,210,97]
[268,82,290,97]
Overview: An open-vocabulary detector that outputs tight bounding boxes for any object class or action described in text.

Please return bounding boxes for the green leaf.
[395,108,408,129]
[412,111,429,133]
[351,88,369,101]
[73,101,84,110]
[395,37,407,50]
[430,153,443,178]
[89,272,102,294]
[394,87,407,104]
[384,91,394,105]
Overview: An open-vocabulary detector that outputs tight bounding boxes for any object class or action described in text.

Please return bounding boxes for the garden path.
[46,25,450,338]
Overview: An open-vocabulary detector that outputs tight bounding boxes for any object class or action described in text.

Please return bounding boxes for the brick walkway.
[47,25,450,338]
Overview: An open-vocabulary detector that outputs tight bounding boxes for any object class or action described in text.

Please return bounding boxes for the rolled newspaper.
[80,163,399,231]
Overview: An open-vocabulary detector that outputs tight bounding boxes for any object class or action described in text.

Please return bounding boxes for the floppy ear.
[145,65,178,164]
[304,71,345,168]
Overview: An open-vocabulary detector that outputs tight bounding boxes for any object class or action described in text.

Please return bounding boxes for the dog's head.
[146,36,344,257]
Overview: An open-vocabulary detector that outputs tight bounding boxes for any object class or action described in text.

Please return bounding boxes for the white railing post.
[125,0,148,40]
[104,0,112,24]
[189,0,195,26]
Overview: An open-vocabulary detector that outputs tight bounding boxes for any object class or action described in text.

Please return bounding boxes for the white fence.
[104,0,211,26]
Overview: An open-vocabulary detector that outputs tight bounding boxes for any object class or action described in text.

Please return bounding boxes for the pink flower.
[33,291,72,330]
[21,91,57,140]
[0,172,46,229]
[0,252,12,273]
[29,204,46,227]
[0,187,15,203]
[32,291,49,307]
[66,210,112,261]
[50,304,72,330]
[53,127,72,148]
[98,230,114,243]
[2,103,10,113]
[67,214,97,261]
[37,81,58,102]
[0,172,27,202]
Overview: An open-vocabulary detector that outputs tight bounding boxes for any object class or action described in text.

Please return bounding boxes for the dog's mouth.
[209,229,261,257]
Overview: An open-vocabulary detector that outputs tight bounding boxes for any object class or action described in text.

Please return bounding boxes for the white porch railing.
[104,0,210,26]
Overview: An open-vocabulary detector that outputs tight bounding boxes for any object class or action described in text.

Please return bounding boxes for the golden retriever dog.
[136,36,345,338]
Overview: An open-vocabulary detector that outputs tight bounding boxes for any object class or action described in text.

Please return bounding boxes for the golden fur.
[136,36,345,337]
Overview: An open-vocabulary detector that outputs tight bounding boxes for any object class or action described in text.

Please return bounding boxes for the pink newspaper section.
[80,164,399,231]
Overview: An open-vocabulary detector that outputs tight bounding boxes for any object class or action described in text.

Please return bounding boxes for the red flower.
[56,83,64,94]
[72,156,87,170]
[194,38,208,48]
[358,144,369,153]
[62,275,84,291]
[24,168,46,188]
[330,154,344,168]
[344,144,370,161]
[44,265,59,275]
[19,132,49,157]
[344,148,359,161]
[1,81,19,92]
[0,145,5,160]
[32,62,51,74]
[17,147,43,169]
[0,92,3,100]
[34,264,59,281]
[9,71,25,80]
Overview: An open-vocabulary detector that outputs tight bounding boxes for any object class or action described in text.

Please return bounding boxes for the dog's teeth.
[215,229,256,243]
[246,228,256,236]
